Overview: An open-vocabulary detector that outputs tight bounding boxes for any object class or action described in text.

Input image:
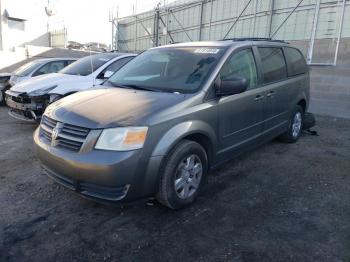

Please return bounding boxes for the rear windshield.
[14,61,43,76]
[60,54,117,76]
[107,47,225,93]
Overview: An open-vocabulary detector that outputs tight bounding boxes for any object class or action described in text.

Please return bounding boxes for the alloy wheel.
[174,154,203,199]
[292,112,302,138]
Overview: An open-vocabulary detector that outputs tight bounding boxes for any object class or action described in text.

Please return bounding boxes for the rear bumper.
[34,128,162,203]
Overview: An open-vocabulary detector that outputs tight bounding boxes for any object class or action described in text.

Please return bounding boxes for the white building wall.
[0,0,49,51]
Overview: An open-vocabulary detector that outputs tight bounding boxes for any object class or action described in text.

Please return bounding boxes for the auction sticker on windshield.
[194,48,220,54]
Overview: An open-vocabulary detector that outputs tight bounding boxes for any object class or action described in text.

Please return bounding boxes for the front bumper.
[33,128,161,203]
[5,91,48,121]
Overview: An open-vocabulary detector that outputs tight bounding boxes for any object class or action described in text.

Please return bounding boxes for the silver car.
[8,58,77,86]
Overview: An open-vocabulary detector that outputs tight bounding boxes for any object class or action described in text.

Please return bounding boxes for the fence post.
[198,1,204,41]
[268,0,274,37]
[154,8,160,47]
[307,0,320,64]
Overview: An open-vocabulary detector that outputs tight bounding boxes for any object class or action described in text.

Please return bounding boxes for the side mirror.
[216,76,248,96]
[103,70,114,79]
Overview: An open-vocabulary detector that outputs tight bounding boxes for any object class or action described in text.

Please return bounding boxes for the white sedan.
[5,52,136,121]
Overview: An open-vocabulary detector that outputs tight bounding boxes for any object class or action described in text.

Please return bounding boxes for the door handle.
[254,94,264,101]
[266,91,275,98]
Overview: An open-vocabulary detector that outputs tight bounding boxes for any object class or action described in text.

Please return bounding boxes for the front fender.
[141,120,217,196]
[151,120,217,157]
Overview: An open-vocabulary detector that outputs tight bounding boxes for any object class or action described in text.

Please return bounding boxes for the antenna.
[89,46,94,85]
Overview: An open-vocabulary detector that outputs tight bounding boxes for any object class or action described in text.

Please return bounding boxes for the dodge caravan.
[34,39,314,209]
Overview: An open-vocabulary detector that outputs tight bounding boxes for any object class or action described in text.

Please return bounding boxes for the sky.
[50,0,174,46]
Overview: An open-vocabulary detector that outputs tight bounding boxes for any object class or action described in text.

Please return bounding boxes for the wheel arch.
[151,120,217,166]
[297,99,307,113]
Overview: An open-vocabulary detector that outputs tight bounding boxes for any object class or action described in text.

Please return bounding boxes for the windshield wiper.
[112,83,159,92]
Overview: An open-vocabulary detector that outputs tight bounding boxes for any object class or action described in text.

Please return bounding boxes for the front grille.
[11,95,31,104]
[40,115,90,152]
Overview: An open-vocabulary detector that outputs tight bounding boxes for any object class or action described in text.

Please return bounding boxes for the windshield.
[60,54,116,76]
[14,61,43,76]
[106,47,225,93]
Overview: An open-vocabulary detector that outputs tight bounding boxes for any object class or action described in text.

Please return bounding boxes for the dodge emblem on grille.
[51,125,60,146]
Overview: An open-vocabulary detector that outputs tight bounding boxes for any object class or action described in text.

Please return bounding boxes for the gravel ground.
[0,106,349,262]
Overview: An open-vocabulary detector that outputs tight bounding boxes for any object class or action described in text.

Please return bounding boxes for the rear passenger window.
[284,47,307,76]
[258,47,287,84]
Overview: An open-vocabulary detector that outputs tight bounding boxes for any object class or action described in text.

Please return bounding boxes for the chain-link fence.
[112,0,350,65]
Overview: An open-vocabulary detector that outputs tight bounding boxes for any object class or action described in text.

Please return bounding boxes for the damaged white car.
[5,52,136,121]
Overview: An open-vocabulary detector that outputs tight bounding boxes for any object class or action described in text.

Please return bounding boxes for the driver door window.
[220,49,257,90]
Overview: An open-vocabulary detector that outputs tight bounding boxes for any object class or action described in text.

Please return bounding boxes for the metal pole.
[166,8,170,43]
[333,0,346,66]
[115,7,119,50]
[164,9,168,44]
[112,20,118,50]
[252,0,258,36]
[223,0,254,40]
[268,0,274,37]
[307,0,320,64]
[270,0,304,38]
[134,16,137,52]
[198,1,204,41]
[208,0,213,39]
[111,19,114,50]
[154,8,160,47]
[0,0,3,50]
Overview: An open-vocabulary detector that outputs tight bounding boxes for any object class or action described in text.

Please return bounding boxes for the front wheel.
[156,140,208,209]
[279,105,304,143]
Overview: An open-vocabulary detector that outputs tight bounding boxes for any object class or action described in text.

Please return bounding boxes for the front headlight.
[95,127,148,151]
[49,94,62,103]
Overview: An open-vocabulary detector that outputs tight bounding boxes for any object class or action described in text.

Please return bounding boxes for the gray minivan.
[34,39,313,209]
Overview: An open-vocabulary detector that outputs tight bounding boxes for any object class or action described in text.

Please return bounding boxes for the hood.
[45,87,188,128]
[10,73,86,94]
[9,75,29,86]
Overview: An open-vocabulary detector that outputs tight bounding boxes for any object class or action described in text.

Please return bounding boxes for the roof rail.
[222,37,289,44]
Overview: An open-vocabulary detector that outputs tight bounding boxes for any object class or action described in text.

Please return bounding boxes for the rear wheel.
[280,105,303,143]
[156,140,208,209]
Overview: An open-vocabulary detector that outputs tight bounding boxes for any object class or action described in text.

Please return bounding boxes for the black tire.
[156,140,208,209]
[0,90,5,105]
[279,105,304,143]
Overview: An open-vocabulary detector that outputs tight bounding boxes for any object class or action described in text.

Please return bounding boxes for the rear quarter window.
[284,47,308,77]
[258,47,287,84]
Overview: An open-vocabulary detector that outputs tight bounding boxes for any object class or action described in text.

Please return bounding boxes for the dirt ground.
[0,106,349,262]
